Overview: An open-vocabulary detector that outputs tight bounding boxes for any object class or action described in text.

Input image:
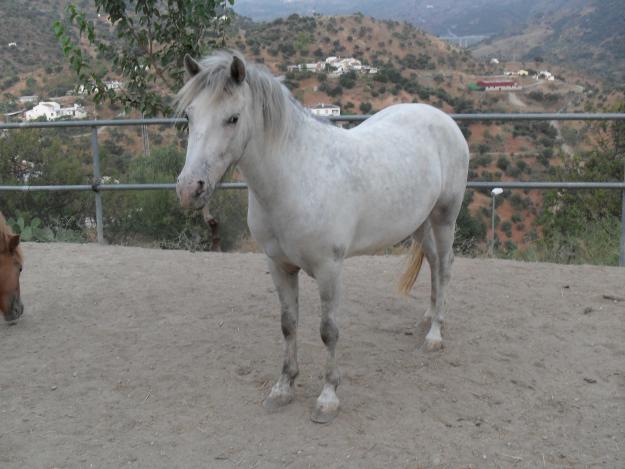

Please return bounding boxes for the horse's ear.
[184,54,201,82]
[8,235,20,253]
[230,56,246,85]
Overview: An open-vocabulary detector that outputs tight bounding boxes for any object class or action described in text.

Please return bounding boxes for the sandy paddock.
[1,243,623,468]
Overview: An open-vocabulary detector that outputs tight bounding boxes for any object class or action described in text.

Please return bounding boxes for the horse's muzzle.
[4,295,24,324]
[177,178,212,210]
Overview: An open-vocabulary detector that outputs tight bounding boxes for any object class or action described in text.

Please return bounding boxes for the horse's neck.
[238,106,336,208]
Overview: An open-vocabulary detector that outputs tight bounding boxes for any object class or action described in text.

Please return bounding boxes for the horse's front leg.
[263,258,300,411]
[311,261,343,424]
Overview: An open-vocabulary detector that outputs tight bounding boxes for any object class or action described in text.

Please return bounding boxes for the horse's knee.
[320,318,339,347]
[281,309,297,339]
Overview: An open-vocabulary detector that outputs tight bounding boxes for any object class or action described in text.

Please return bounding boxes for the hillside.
[0,0,72,76]
[1,9,623,254]
[473,0,625,86]
[234,0,569,36]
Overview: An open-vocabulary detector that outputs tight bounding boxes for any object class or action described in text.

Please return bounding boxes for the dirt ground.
[1,243,624,469]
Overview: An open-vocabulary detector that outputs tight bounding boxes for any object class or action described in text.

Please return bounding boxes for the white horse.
[175,51,469,423]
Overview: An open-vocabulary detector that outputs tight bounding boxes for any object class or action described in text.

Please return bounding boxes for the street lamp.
[490,187,503,256]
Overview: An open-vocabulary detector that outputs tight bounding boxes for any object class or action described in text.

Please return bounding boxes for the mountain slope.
[473,0,625,85]
[0,0,72,76]
[233,0,569,36]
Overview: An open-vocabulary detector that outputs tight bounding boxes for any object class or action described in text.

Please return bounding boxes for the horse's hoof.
[310,386,340,424]
[262,390,294,412]
[310,402,339,424]
[424,338,444,352]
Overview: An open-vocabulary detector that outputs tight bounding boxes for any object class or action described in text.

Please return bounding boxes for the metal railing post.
[490,194,496,257]
[620,173,625,267]
[90,126,104,244]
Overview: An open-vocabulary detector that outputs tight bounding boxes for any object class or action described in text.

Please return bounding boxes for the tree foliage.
[537,103,625,264]
[0,128,91,239]
[53,0,234,116]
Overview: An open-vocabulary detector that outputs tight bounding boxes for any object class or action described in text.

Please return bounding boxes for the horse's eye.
[227,114,239,125]
[19,266,22,273]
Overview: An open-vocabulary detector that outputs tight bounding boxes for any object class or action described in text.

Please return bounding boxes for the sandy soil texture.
[1,243,624,468]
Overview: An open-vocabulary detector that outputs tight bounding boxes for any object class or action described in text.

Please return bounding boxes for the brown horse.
[0,212,24,324]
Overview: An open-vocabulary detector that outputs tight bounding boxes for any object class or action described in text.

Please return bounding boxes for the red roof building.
[476,80,521,91]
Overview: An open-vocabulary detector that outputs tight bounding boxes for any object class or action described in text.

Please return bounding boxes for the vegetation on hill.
[526,104,625,265]
[1,6,623,264]
[0,0,70,76]
[473,0,625,88]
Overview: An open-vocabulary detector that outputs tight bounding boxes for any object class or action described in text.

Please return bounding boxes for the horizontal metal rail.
[2,113,625,129]
[0,181,623,192]
[0,182,248,191]
[1,113,623,265]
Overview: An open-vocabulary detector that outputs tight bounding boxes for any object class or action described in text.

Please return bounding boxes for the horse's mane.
[0,212,22,262]
[175,50,309,145]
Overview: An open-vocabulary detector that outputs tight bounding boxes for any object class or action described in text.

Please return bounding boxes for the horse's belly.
[347,194,437,256]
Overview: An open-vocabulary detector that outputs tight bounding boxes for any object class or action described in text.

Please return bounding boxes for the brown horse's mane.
[0,211,22,262]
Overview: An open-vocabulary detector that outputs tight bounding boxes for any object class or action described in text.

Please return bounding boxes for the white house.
[326,57,359,75]
[105,80,123,90]
[537,70,555,81]
[518,69,529,76]
[287,62,325,73]
[18,95,39,104]
[8,42,17,48]
[310,103,340,117]
[59,103,88,119]
[24,102,87,121]
[25,102,60,120]
[288,57,377,77]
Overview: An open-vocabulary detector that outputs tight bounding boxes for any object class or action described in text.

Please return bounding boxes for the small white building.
[18,95,39,104]
[537,70,555,81]
[490,58,500,65]
[306,63,324,72]
[105,80,123,90]
[518,69,529,76]
[310,103,340,117]
[287,62,325,73]
[25,102,60,120]
[24,102,87,121]
[8,42,17,48]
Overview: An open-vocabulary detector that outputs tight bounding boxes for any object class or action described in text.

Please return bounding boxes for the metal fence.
[1,113,625,265]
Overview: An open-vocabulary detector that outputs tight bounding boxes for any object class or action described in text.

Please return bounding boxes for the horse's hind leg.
[416,220,437,323]
[263,258,300,411]
[424,213,456,351]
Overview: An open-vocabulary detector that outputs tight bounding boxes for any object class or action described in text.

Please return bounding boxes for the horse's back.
[352,103,468,190]
[333,103,469,254]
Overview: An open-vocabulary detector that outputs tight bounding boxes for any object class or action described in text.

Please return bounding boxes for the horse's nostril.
[195,180,206,196]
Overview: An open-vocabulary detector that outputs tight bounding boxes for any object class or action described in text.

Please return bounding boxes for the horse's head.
[176,52,252,209]
[0,234,24,324]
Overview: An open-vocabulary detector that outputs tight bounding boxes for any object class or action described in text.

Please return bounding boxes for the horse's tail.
[397,240,425,295]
